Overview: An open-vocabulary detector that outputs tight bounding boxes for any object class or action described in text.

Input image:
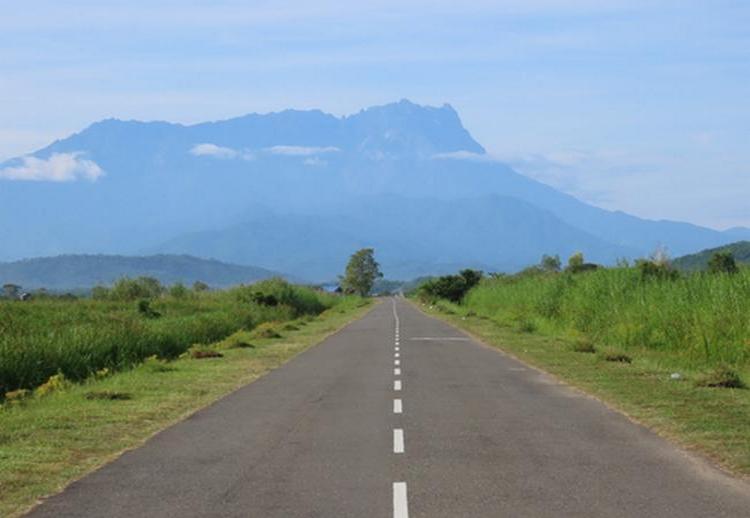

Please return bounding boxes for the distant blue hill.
[0,99,745,280]
[0,254,287,291]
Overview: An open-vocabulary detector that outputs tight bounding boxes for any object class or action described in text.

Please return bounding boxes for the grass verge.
[415,299,750,479]
[0,298,374,518]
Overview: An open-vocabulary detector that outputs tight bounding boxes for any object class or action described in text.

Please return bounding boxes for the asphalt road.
[28,298,750,517]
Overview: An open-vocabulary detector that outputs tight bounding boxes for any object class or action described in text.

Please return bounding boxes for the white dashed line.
[393,482,409,518]
[394,359,400,366]
[394,380,402,391]
[394,368,401,376]
[393,429,404,453]
[394,399,403,414]
[395,352,400,358]
[395,347,400,352]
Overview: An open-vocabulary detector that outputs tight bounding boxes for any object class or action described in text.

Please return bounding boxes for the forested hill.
[0,254,287,291]
[672,241,750,271]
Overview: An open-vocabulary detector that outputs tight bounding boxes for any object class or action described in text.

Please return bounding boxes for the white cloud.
[190,143,255,160]
[190,143,239,159]
[0,152,104,182]
[267,145,340,156]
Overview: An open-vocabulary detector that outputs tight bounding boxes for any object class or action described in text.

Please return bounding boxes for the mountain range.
[0,254,284,291]
[1,99,746,281]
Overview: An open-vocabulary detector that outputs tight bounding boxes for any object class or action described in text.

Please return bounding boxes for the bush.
[708,252,739,275]
[637,259,679,280]
[418,269,483,303]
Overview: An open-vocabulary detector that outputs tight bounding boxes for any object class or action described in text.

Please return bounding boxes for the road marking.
[394,399,403,414]
[394,380,402,391]
[394,359,400,366]
[395,346,400,352]
[394,368,401,376]
[393,482,409,518]
[395,352,400,358]
[410,337,469,341]
[393,429,404,453]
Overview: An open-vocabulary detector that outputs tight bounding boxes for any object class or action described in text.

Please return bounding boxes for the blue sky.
[1,1,748,229]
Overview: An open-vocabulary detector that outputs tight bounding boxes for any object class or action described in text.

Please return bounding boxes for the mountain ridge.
[0,99,744,279]
[0,254,290,291]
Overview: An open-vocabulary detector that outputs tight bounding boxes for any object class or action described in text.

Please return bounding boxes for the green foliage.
[540,254,562,273]
[193,280,210,292]
[0,278,342,395]
[137,299,161,319]
[708,251,739,275]
[636,259,679,280]
[168,282,192,299]
[418,269,483,303]
[93,277,166,301]
[673,241,750,271]
[340,248,383,296]
[565,252,599,274]
[459,266,750,371]
[2,284,21,299]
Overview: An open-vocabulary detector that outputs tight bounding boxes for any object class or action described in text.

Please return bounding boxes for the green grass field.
[0,295,373,517]
[1,278,337,396]
[463,267,750,375]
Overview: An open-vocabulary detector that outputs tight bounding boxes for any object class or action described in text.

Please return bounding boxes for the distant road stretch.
[28,298,750,517]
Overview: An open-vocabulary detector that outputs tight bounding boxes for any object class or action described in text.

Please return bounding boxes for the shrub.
[708,252,739,275]
[137,299,161,319]
[418,269,483,303]
[35,373,70,397]
[637,259,679,280]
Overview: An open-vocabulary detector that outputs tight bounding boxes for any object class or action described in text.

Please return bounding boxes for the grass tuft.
[696,365,745,389]
[84,390,132,401]
[571,340,597,353]
[602,351,633,363]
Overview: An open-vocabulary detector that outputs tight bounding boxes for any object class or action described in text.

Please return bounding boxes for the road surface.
[28,298,750,517]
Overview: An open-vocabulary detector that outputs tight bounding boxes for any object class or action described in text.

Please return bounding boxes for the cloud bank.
[0,152,104,182]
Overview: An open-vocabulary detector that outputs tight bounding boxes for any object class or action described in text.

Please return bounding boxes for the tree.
[193,281,210,292]
[540,254,562,273]
[708,251,739,274]
[567,252,584,270]
[3,284,21,299]
[340,248,383,296]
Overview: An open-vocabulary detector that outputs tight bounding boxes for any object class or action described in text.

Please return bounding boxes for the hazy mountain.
[0,254,286,291]
[0,99,743,280]
[155,195,635,280]
[672,241,750,271]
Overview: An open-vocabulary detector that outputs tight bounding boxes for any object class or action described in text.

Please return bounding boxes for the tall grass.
[0,281,341,395]
[462,268,750,369]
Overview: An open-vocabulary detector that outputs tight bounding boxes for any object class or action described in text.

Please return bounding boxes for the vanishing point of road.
[27,298,750,517]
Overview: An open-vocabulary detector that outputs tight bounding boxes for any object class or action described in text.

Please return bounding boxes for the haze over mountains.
[1,100,746,281]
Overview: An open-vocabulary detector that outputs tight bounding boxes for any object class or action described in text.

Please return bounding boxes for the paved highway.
[28,298,750,517]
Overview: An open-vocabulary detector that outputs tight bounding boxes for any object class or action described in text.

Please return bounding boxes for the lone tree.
[708,251,739,274]
[3,283,21,299]
[341,248,383,296]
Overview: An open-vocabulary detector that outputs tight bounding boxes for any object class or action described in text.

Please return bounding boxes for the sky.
[1,0,748,229]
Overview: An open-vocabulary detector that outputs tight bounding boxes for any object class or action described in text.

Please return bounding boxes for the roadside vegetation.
[0,277,338,398]
[415,250,750,474]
